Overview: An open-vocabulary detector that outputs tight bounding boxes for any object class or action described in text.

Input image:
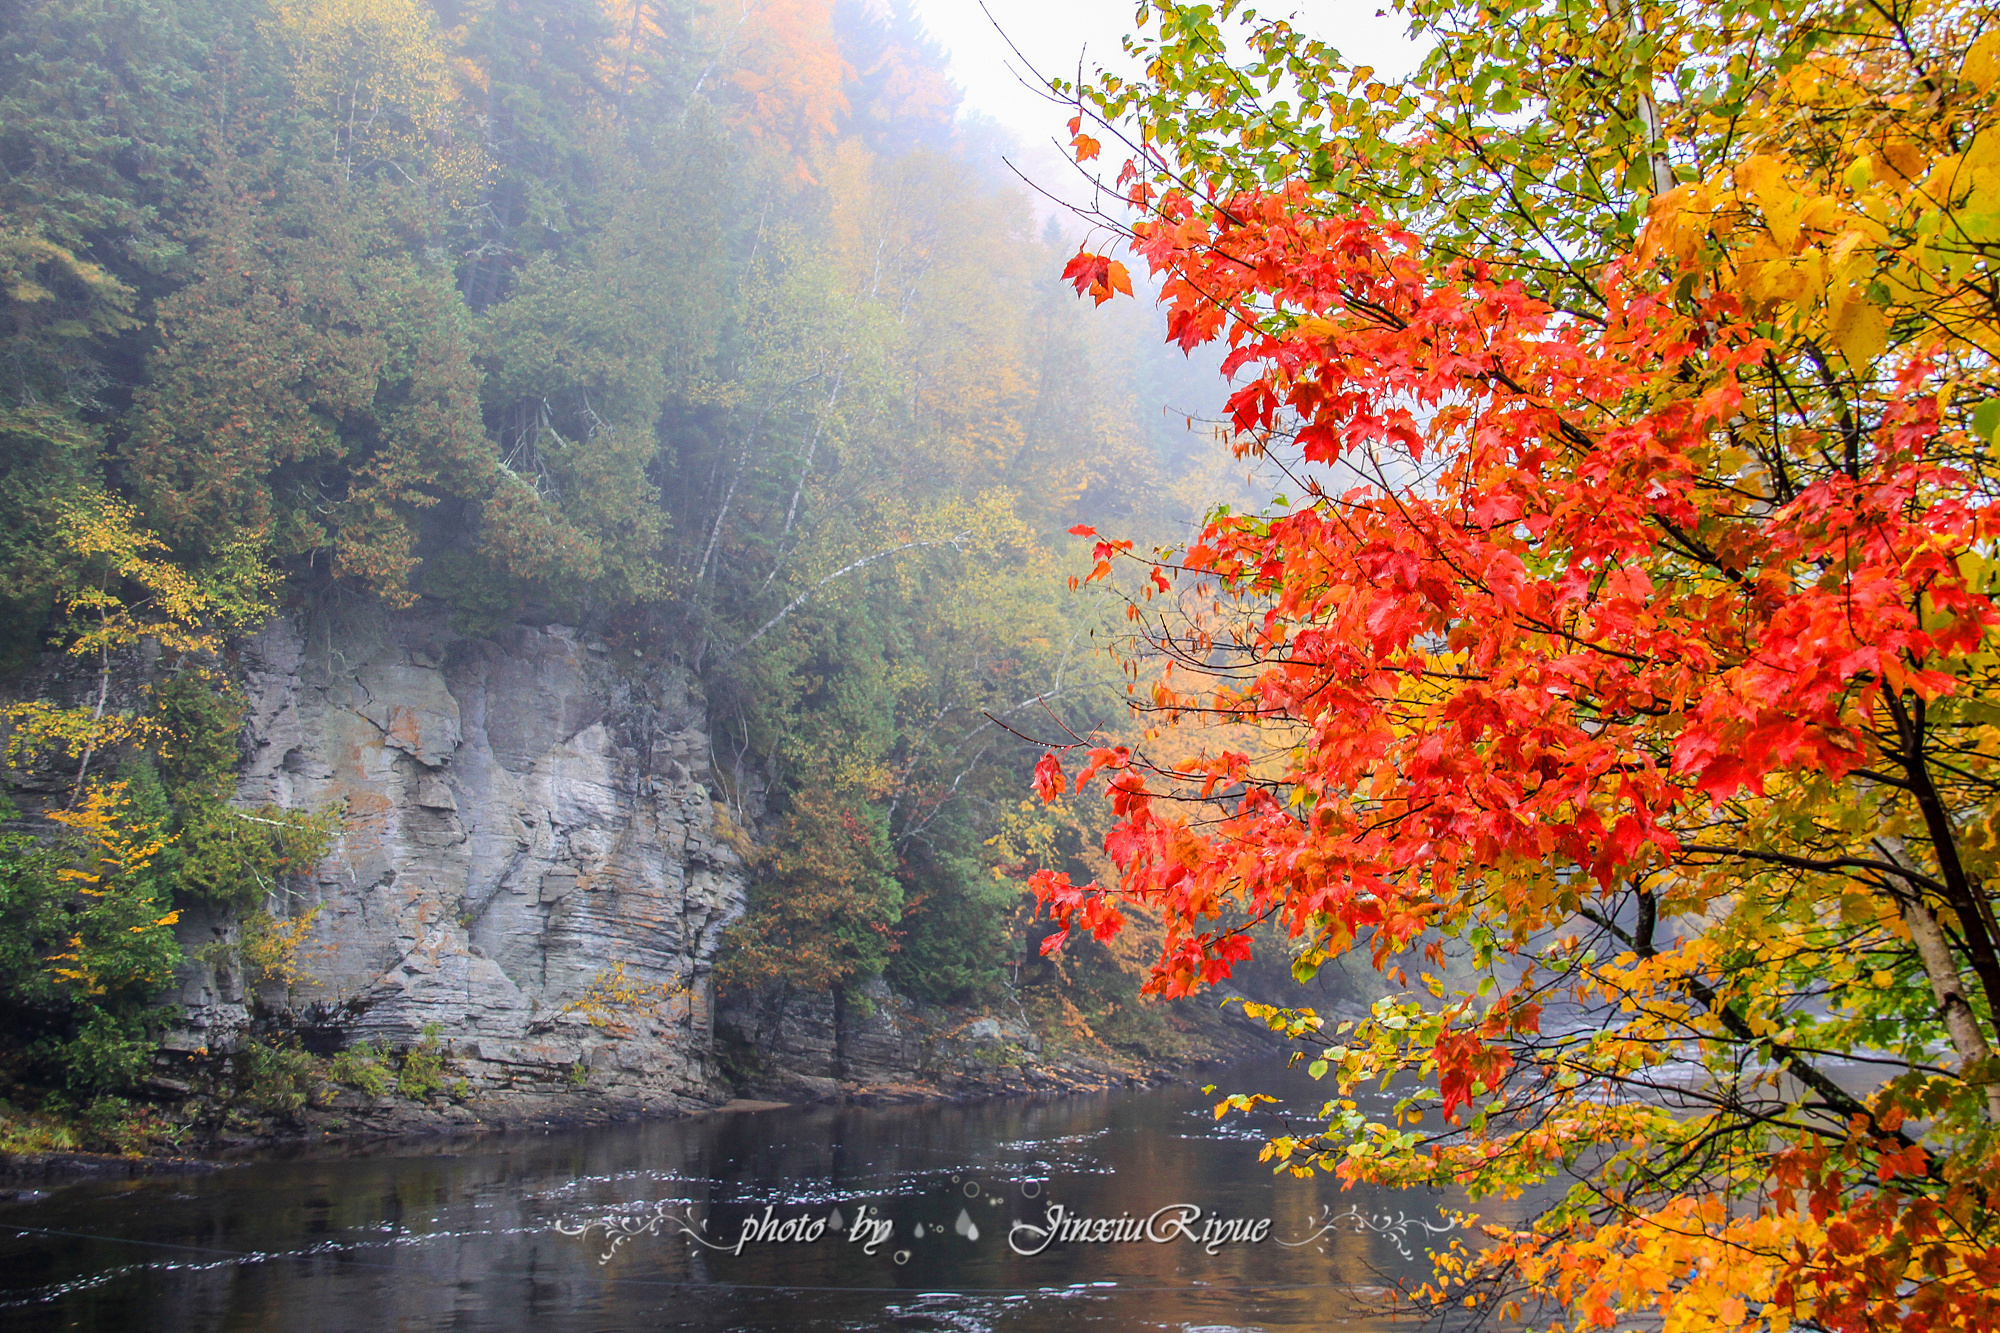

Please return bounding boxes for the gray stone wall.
[168,605,748,1112]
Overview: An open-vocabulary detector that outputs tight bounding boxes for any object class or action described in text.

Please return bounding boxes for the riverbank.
[0,1029,1237,1179]
[236,1043,1191,1153]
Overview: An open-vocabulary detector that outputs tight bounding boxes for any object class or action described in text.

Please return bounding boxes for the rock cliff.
[4,600,1232,1140]
[167,604,749,1117]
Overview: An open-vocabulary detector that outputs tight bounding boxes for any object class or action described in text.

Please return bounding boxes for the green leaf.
[1973,397,2000,444]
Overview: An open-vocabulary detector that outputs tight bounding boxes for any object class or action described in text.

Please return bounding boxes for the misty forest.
[0,0,1252,1137]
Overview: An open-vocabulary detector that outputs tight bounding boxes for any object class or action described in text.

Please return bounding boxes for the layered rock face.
[169,606,747,1113]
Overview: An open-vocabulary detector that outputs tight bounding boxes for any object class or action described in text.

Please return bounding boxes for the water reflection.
[0,1063,1500,1331]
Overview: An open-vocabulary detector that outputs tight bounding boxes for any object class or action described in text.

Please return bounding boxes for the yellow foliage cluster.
[1641,9,2000,375]
[2,495,274,780]
[558,961,686,1032]
[270,0,487,196]
[40,783,180,997]
[240,904,326,995]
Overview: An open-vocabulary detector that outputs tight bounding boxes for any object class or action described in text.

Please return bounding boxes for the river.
[0,1062,1498,1331]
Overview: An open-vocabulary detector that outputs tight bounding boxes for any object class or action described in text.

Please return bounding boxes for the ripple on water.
[0,1063,1488,1333]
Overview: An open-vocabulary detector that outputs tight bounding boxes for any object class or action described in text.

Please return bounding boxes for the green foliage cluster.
[393,1023,449,1099]
[327,1042,395,1098]
[224,1034,324,1118]
[0,794,182,1095]
[0,1092,177,1155]
[327,1024,457,1100]
[0,666,334,1113]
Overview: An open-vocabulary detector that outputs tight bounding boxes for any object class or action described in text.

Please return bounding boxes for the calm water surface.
[0,1063,1500,1332]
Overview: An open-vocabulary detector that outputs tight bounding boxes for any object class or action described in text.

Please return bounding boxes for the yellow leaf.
[1880,136,1929,183]
[1965,128,2000,178]
[1966,31,2000,93]
[1799,195,1841,232]
[1831,296,1888,367]
[1736,154,1783,197]
[1826,226,1876,284]
[1923,153,1966,205]
[1641,183,1704,264]
[1737,156,1803,248]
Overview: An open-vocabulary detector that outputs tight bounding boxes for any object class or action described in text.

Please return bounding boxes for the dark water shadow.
[0,1061,1526,1332]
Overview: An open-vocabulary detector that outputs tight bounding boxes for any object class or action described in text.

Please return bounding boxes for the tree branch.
[716,533,968,664]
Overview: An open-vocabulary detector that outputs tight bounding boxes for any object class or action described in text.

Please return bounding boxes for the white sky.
[909,0,1426,150]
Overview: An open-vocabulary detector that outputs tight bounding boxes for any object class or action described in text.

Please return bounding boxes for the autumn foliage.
[0,0,1194,1129]
[1034,0,2000,1328]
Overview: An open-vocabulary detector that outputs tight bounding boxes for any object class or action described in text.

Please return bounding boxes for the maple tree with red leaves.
[1029,0,2000,1327]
